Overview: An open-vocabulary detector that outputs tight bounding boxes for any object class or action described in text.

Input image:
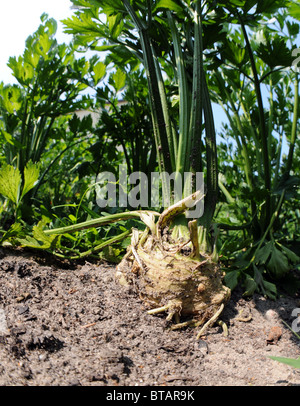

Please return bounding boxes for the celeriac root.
[116,191,231,338]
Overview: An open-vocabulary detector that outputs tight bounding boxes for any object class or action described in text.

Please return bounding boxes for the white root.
[196,303,225,339]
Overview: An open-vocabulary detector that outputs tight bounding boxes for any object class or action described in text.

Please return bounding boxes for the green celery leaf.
[0,164,22,204]
[21,160,40,200]
[0,223,23,245]
[112,68,126,92]
[267,246,289,278]
[243,273,257,296]
[92,61,106,85]
[18,221,59,250]
[288,2,300,21]
[255,241,272,265]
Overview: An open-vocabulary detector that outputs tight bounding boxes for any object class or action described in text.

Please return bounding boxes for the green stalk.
[188,0,204,181]
[199,67,218,230]
[286,73,299,174]
[218,176,234,204]
[214,71,253,189]
[238,96,263,180]
[123,0,173,195]
[152,48,176,171]
[237,12,271,228]
[167,11,190,178]
[44,210,160,235]
[250,189,285,265]
[267,75,274,157]
[55,230,131,260]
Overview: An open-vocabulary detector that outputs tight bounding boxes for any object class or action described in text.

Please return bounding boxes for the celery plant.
[63,0,220,255]
[57,0,233,333]
[61,1,300,301]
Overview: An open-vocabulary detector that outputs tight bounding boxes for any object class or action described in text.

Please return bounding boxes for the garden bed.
[0,247,299,386]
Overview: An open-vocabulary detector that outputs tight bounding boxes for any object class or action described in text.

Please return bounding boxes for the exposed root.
[170,319,199,330]
[147,304,170,315]
[196,304,225,339]
[217,320,229,337]
[235,308,252,322]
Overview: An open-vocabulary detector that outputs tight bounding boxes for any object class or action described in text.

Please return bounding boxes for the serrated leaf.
[107,13,124,39]
[0,85,22,113]
[92,61,106,85]
[255,241,272,265]
[112,68,126,92]
[256,34,293,68]
[276,243,300,264]
[288,2,300,21]
[0,223,23,245]
[21,160,40,200]
[0,164,21,204]
[18,221,59,249]
[243,273,257,296]
[1,131,23,149]
[267,246,289,278]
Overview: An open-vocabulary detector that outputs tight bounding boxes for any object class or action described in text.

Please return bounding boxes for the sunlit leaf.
[18,221,59,250]
[107,13,124,39]
[287,1,300,21]
[112,68,126,92]
[0,164,21,205]
[154,0,185,14]
[21,160,40,200]
[0,223,23,245]
[92,61,106,85]
[0,85,22,113]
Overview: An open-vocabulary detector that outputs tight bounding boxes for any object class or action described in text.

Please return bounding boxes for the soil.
[0,247,299,387]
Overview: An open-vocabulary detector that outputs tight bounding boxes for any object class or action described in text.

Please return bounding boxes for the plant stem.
[44,210,160,235]
[123,0,173,195]
[286,73,299,174]
[237,12,271,228]
[55,230,131,260]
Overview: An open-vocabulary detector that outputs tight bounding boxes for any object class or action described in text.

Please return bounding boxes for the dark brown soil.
[0,247,299,386]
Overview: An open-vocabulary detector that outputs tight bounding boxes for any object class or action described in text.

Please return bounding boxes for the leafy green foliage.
[0,160,39,212]
[210,7,300,296]
[0,164,22,205]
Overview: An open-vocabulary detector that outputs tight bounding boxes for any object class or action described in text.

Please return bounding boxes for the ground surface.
[0,247,299,386]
